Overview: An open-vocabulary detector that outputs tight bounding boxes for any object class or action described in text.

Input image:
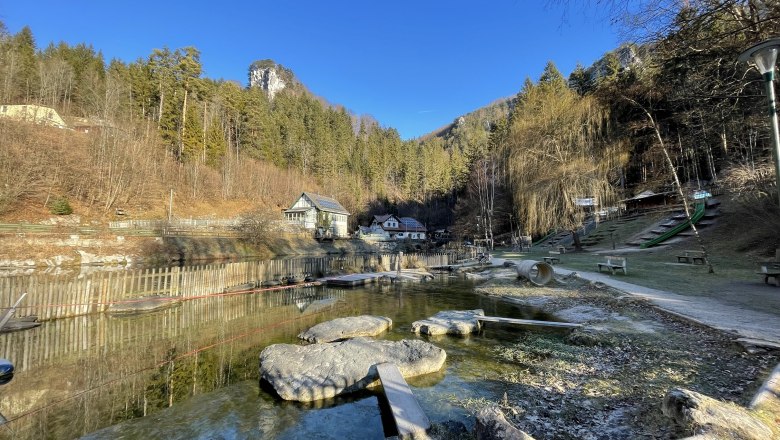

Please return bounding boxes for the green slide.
[640,202,706,249]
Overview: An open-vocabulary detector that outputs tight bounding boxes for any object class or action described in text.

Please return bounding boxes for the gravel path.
[494,258,780,346]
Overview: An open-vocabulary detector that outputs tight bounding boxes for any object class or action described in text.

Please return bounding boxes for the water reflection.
[0,260,555,439]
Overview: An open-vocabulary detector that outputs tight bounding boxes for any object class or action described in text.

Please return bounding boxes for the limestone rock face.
[298,315,392,343]
[249,65,286,99]
[411,309,484,336]
[259,337,446,402]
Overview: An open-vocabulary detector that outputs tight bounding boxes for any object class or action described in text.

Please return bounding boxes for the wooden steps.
[376,362,430,439]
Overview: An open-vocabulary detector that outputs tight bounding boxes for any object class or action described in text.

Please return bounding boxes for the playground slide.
[639,202,706,249]
[532,230,557,247]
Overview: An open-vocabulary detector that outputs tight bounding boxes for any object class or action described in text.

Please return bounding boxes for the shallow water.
[0,263,557,440]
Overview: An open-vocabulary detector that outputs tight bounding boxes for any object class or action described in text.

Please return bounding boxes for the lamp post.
[739,38,780,207]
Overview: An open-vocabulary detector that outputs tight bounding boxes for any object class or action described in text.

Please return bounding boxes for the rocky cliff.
[248,59,295,99]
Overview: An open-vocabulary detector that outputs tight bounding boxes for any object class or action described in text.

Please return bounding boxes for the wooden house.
[284,192,350,238]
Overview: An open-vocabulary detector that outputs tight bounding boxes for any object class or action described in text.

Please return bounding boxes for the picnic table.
[543,251,560,265]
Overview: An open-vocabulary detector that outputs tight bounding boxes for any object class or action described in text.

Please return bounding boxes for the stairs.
[632,198,720,248]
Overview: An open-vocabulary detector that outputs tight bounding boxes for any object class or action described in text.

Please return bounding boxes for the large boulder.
[475,406,535,440]
[260,337,446,402]
[411,309,484,336]
[298,315,392,343]
[661,388,772,440]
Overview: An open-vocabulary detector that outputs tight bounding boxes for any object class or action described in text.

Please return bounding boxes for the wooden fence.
[0,253,452,321]
[0,286,346,374]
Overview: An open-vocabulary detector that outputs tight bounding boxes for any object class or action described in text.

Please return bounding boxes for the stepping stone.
[298,315,392,343]
[411,309,484,336]
[260,337,446,402]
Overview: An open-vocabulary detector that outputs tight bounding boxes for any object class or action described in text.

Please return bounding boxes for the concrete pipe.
[515,260,554,286]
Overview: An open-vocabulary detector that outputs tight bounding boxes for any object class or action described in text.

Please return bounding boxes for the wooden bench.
[543,251,560,265]
[597,256,627,275]
[757,261,780,287]
[677,250,706,264]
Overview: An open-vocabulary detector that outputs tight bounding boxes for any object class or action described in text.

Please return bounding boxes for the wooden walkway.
[324,271,432,287]
[478,315,581,329]
[325,273,385,287]
[376,362,430,439]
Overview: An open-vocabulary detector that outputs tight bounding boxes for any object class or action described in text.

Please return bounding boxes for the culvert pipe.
[515,260,554,286]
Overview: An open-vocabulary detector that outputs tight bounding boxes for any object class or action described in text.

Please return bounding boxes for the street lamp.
[739,38,780,207]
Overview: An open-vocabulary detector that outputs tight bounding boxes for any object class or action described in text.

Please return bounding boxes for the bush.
[50,197,73,215]
[234,209,280,246]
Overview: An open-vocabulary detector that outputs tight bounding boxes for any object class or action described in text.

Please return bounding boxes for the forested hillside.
[0,22,466,228]
[417,0,780,249]
[1,0,779,250]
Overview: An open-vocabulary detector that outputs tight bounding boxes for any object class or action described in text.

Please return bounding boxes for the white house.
[284,192,350,238]
[369,214,427,240]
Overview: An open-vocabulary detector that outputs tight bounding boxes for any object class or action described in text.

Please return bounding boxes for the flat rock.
[298,315,392,343]
[411,309,484,336]
[259,337,446,402]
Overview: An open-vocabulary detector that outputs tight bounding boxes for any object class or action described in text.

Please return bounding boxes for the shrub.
[50,197,73,215]
[234,209,281,246]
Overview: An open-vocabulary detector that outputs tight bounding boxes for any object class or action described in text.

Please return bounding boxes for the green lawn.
[493,234,780,315]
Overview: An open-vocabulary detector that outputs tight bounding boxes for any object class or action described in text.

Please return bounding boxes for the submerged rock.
[259,337,446,402]
[108,295,180,315]
[411,309,484,336]
[298,315,392,343]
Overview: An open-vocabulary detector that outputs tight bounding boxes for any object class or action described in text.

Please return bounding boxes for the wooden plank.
[376,362,430,439]
[478,315,581,329]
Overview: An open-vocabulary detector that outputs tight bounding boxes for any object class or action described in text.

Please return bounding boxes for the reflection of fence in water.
[0,253,449,320]
[0,286,346,373]
[0,286,349,439]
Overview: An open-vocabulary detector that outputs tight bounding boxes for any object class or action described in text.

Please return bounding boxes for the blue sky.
[1,1,621,139]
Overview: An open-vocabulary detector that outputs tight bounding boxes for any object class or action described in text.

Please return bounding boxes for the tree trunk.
[179,87,188,162]
[570,229,582,251]
[629,98,715,273]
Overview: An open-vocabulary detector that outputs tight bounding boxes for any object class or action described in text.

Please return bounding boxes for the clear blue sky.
[1,1,621,139]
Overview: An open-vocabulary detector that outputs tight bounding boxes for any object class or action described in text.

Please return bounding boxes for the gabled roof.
[373,214,399,223]
[299,192,350,215]
[621,190,676,203]
[399,217,427,232]
[370,214,426,233]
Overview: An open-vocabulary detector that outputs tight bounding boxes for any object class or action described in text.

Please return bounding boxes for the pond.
[0,258,557,439]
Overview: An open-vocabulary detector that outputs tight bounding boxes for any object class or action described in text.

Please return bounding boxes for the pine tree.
[12,26,39,103]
